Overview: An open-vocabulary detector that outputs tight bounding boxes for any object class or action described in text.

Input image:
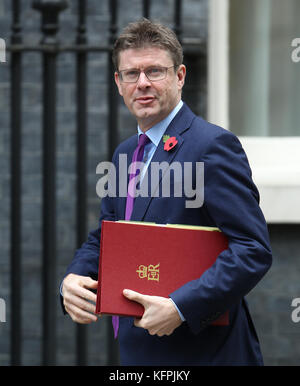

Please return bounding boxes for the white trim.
[239,137,300,223]
[208,0,229,131]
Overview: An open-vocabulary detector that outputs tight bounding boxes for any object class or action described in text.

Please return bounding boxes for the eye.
[147,67,164,77]
[124,69,139,79]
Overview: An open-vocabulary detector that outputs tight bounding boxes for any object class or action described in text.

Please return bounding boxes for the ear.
[114,71,123,96]
[176,64,186,90]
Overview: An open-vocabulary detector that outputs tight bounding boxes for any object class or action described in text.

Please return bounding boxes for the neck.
[138,99,182,132]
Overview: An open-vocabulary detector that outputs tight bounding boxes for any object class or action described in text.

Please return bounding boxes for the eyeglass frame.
[117,65,176,83]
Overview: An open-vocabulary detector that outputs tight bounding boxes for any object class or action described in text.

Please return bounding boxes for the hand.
[123,289,183,337]
[62,273,98,324]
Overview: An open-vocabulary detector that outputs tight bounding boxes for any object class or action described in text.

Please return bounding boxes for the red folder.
[96,220,229,325]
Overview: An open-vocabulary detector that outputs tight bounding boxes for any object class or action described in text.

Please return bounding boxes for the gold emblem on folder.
[136,263,160,282]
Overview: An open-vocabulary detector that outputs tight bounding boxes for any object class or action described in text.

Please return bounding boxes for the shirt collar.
[137,100,183,147]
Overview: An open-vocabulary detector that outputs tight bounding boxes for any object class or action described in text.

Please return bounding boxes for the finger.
[77,277,98,300]
[65,303,98,324]
[156,327,173,337]
[76,286,97,303]
[65,285,97,306]
[64,280,97,303]
[133,317,143,329]
[134,319,159,336]
[71,293,97,314]
[63,292,97,321]
[81,277,98,290]
[63,274,98,294]
[123,289,148,306]
[64,301,96,324]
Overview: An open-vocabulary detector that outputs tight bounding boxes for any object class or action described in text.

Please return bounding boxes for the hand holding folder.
[123,289,183,336]
[96,220,229,325]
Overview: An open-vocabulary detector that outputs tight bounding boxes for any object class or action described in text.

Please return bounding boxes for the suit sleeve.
[60,149,119,318]
[63,193,116,280]
[59,194,115,314]
[169,130,272,334]
[62,145,123,281]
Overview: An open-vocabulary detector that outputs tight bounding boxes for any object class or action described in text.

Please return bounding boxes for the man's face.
[115,47,186,132]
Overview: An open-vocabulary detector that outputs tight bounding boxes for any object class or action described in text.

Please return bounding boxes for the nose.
[137,71,151,89]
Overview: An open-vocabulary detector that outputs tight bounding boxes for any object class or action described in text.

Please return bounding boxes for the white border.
[208,0,229,130]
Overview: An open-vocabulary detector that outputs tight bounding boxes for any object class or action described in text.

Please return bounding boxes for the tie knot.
[138,133,150,148]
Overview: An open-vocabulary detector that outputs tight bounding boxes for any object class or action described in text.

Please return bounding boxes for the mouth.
[134,96,156,105]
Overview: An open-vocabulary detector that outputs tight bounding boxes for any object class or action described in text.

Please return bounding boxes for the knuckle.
[63,292,71,302]
[72,309,80,319]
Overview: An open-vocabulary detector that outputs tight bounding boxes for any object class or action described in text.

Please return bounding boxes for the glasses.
[118,66,175,83]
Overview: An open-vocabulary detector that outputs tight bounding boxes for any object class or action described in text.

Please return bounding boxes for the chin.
[135,106,157,119]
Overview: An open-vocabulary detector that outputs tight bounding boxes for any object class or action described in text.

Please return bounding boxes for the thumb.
[123,289,148,306]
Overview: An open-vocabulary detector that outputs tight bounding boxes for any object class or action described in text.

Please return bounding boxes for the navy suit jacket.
[64,103,272,365]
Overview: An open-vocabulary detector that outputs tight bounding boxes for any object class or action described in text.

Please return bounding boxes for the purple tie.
[112,133,150,338]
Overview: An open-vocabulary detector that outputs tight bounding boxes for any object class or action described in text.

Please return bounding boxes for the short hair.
[112,18,183,70]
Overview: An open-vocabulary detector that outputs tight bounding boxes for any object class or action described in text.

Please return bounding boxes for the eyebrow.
[119,65,169,71]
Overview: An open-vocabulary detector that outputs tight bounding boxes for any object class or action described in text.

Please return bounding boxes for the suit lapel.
[130,103,195,221]
[117,135,138,220]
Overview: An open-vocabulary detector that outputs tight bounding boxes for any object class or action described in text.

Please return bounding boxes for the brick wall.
[0,0,208,365]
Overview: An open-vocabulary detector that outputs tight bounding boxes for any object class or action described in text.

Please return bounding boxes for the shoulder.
[181,107,242,157]
[179,103,236,143]
[191,115,237,145]
[189,117,252,180]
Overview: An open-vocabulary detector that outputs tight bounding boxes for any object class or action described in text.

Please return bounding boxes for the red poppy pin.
[163,135,178,152]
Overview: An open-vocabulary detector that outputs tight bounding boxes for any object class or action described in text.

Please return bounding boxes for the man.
[61,19,272,365]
